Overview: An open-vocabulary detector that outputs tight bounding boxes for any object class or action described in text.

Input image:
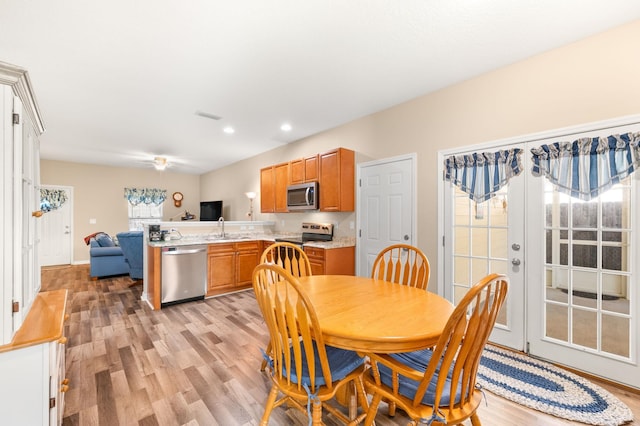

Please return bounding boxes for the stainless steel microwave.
[287,182,318,210]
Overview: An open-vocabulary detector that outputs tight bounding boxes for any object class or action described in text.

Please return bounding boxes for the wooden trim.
[0,289,67,353]
[0,61,45,134]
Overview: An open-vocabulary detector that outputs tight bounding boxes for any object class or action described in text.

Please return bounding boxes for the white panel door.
[39,185,72,266]
[357,154,415,277]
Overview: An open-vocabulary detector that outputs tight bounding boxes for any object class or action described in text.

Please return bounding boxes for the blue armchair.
[116,231,144,280]
[89,233,130,278]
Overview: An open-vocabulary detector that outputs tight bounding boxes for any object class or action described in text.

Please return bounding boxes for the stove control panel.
[301,222,333,236]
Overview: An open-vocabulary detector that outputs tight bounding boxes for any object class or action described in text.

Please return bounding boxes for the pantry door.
[441,145,526,350]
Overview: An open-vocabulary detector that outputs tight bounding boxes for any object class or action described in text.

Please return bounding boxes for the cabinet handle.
[62,378,70,385]
[64,314,70,321]
[60,385,70,393]
[58,336,68,344]
[32,210,43,218]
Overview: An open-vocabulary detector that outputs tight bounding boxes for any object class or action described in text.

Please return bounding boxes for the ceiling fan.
[152,156,169,171]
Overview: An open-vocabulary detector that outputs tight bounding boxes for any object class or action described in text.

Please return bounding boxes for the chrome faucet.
[218,216,225,238]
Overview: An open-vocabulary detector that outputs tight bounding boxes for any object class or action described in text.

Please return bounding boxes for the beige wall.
[40,161,200,262]
[41,20,640,277]
[200,20,640,286]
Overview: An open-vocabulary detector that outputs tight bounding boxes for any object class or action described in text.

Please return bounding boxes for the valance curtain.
[530,132,640,201]
[124,188,167,206]
[40,188,68,212]
[444,148,523,203]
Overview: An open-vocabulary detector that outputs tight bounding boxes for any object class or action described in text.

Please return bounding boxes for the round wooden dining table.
[296,275,455,353]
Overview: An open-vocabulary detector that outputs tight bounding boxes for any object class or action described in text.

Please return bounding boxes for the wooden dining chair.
[259,242,313,371]
[362,273,509,426]
[252,263,369,425]
[371,244,430,290]
[261,242,312,278]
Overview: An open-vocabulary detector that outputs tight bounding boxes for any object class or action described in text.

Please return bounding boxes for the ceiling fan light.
[153,156,168,171]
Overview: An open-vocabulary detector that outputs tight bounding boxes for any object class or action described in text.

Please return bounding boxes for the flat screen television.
[200,200,223,221]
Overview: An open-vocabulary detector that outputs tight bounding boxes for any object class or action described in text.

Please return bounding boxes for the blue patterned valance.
[124,188,167,206]
[444,149,523,203]
[40,188,68,212]
[531,132,640,201]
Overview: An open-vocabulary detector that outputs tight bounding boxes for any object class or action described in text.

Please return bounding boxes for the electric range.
[275,222,333,246]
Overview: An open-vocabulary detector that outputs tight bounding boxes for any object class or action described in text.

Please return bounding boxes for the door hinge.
[358,179,361,187]
[49,397,56,409]
[358,229,361,237]
[12,301,19,313]
[442,235,445,246]
[526,341,530,354]
[12,113,20,125]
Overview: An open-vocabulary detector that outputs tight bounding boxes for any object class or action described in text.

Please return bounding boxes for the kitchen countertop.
[147,234,355,249]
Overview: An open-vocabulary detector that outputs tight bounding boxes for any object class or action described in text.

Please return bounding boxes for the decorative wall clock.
[172,191,183,207]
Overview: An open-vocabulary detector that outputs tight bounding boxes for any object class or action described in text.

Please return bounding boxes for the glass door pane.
[543,178,632,359]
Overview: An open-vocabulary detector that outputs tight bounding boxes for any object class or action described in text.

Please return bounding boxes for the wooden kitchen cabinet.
[236,241,261,286]
[274,162,289,212]
[304,246,355,275]
[290,154,319,184]
[260,162,290,213]
[207,241,260,296]
[260,166,275,213]
[319,148,355,212]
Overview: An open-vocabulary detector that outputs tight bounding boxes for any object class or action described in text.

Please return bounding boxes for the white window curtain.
[530,132,640,201]
[444,148,523,203]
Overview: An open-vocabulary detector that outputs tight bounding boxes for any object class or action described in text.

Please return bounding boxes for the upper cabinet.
[260,166,275,213]
[0,61,45,345]
[319,147,355,212]
[260,162,289,213]
[260,147,354,213]
[290,154,319,184]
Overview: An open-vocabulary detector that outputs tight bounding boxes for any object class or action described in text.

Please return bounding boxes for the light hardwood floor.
[42,265,639,426]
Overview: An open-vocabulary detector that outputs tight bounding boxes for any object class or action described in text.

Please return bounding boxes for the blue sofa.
[116,231,144,280]
[89,233,130,278]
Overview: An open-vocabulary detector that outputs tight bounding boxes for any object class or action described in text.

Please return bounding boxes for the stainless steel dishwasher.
[161,245,207,306]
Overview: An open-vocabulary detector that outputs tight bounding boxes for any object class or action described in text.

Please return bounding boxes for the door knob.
[403,235,409,241]
[512,258,521,266]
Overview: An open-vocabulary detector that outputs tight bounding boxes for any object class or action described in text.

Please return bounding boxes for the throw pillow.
[96,233,115,247]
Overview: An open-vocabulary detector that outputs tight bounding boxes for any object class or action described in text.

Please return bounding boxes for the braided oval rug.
[477,346,634,426]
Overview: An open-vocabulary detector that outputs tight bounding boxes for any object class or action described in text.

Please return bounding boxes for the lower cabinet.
[0,289,68,425]
[304,246,355,275]
[207,241,260,296]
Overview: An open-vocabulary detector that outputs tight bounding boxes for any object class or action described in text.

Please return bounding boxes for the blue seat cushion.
[375,349,462,406]
[96,233,115,247]
[285,341,364,386]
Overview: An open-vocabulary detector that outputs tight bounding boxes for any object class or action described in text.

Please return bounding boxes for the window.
[128,203,163,231]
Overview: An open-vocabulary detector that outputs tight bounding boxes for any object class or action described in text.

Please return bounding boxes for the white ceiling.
[2,1,640,174]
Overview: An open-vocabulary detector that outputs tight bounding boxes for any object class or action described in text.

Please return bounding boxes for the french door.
[442,144,526,350]
[440,118,640,388]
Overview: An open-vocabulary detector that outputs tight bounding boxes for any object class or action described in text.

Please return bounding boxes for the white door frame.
[356,153,417,277]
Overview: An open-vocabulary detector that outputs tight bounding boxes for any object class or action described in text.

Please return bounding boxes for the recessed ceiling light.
[280,123,292,132]
[223,126,235,134]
